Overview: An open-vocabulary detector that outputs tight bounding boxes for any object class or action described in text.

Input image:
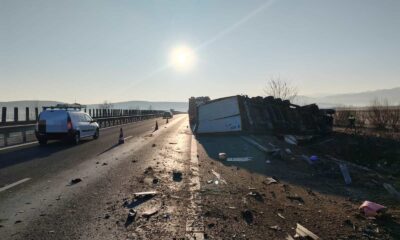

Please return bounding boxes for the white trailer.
[196,96,242,134]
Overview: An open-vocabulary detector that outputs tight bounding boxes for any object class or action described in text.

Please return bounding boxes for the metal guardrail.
[0,113,162,148]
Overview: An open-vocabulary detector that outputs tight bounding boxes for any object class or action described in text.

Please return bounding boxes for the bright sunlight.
[169,45,196,72]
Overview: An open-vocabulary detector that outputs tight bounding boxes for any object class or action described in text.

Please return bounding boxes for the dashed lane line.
[0,178,31,193]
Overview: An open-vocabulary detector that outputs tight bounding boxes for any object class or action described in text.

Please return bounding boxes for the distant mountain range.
[1,87,399,114]
[296,87,400,108]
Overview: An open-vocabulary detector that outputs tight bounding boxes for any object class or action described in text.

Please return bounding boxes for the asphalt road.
[0,114,193,239]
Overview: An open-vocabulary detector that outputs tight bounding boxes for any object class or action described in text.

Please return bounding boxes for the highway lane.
[0,116,172,187]
[0,114,191,239]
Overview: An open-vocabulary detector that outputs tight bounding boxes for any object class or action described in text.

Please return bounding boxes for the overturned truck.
[189,95,334,135]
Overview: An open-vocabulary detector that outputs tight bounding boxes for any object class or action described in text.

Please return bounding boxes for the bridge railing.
[0,106,164,148]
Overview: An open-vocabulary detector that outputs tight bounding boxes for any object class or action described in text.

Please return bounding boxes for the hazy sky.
[1,0,399,103]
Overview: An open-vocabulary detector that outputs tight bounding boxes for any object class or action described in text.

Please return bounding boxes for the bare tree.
[99,100,113,109]
[264,76,298,101]
[368,98,391,130]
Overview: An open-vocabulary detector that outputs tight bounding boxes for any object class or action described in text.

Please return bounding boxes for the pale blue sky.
[1,0,399,103]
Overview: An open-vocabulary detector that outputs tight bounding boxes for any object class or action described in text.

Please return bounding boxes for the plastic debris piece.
[339,163,352,185]
[295,223,319,239]
[133,191,158,197]
[285,148,292,154]
[284,135,297,145]
[277,213,285,219]
[142,208,159,218]
[218,153,227,160]
[264,177,278,185]
[309,155,318,162]
[69,178,82,185]
[266,160,271,164]
[211,169,227,184]
[269,225,281,231]
[359,201,386,217]
[124,209,136,227]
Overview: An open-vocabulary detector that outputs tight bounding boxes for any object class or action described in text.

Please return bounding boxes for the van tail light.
[67,117,73,130]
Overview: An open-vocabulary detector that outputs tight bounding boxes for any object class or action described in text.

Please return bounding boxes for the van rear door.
[39,110,68,133]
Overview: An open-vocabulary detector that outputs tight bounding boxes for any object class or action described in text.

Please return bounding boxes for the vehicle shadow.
[196,134,399,203]
[0,140,89,170]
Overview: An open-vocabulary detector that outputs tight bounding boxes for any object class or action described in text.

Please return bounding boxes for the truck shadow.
[196,134,399,203]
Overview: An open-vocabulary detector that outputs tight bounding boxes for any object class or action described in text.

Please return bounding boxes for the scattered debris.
[383,183,400,200]
[339,163,352,185]
[295,223,320,239]
[263,177,278,185]
[310,155,318,163]
[219,153,227,160]
[269,225,281,231]
[124,192,156,208]
[226,157,252,162]
[241,210,254,224]
[172,171,183,182]
[69,178,82,185]
[124,209,136,227]
[247,191,263,202]
[265,160,271,164]
[359,201,386,218]
[211,170,227,184]
[142,207,159,219]
[277,213,285,219]
[285,148,292,154]
[284,135,297,145]
[287,195,305,204]
[133,191,158,197]
[206,180,213,184]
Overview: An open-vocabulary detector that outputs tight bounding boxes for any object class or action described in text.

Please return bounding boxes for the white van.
[35,109,100,145]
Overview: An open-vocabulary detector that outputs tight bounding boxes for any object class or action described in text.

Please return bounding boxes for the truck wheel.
[74,132,80,145]
[93,128,99,139]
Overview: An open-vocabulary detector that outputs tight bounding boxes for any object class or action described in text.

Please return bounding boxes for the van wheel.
[39,138,47,146]
[74,132,80,145]
[93,128,99,139]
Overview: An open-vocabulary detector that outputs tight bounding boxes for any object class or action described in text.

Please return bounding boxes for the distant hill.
[297,87,400,108]
[88,101,188,112]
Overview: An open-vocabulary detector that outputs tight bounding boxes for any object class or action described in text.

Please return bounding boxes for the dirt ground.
[196,130,400,239]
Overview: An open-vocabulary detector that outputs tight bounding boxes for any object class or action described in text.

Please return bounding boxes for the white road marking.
[0,178,31,193]
[186,135,204,240]
[0,141,38,152]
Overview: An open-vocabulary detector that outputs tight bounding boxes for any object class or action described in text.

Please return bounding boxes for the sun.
[169,45,196,71]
